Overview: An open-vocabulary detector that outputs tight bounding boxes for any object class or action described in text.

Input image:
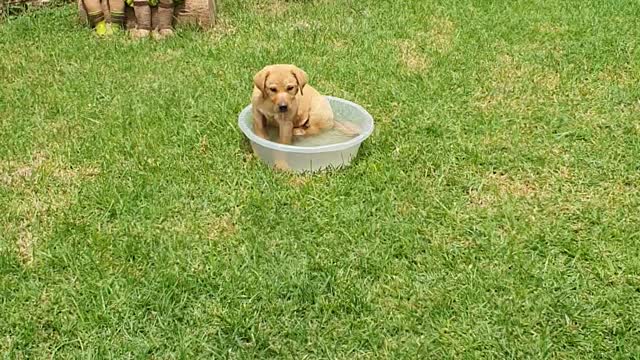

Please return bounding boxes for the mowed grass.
[1,0,640,357]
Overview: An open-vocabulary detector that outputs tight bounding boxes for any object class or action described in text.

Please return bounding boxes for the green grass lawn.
[1,0,640,357]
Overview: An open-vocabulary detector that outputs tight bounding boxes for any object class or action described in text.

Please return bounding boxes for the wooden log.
[175,0,216,27]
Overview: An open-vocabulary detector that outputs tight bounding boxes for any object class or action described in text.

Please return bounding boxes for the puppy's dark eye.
[286,85,295,91]
[269,87,277,92]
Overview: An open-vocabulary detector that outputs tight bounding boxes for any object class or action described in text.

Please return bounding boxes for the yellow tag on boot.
[95,20,107,36]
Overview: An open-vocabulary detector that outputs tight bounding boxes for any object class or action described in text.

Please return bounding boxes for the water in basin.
[261,119,360,147]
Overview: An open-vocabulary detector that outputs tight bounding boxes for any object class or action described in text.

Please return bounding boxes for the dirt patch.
[291,20,321,32]
[472,54,560,114]
[396,40,430,72]
[3,193,58,267]
[0,152,47,187]
[208,213,237,239]
[535,22,567,34]
[1,152,101,266]
[396,201,415,216]
[209,17,237,41]
[16,222,34,266]
[199,135,209,154]
[289,175,310,187]
[597,67,634,87]
[154,48,184,63]
[515,41,564,61]
[426,16,455,53]
[253,0,289,16]
[53,167,100,184]
[400,16,455,58]
[332,39,348,50]
[468,172,540,208]
[1,154,100,188]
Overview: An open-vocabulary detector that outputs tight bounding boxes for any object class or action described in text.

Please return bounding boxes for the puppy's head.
[254,64,308,114]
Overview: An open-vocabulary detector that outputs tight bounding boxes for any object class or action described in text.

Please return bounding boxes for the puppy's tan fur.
[251,64,357,145]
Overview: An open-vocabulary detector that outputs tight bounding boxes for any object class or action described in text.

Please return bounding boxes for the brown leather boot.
[131,0,151,38]
[153,0,174,40]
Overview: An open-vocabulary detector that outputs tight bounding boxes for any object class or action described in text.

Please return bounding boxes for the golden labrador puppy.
[251,64,358,145]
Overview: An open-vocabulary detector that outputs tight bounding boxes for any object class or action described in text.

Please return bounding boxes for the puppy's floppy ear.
[254,68,270,96]
[290,66,308,96]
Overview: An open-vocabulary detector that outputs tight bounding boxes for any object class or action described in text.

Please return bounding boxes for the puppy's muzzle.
[278,103,288,113]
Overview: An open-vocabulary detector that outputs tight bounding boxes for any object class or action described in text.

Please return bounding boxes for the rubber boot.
[83,0,107,36]
[108,0,126,34]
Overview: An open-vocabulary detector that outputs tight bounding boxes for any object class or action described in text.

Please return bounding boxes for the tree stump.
[77,0,216,29]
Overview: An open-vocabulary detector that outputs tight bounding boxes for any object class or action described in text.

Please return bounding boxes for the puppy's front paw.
[293,128,306,136]
[274,159,290,171]
[255,131,269,140]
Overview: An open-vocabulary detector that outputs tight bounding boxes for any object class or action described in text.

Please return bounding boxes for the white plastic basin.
[238,96,374,173]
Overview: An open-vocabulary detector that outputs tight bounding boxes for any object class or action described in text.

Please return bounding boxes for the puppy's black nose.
[278,104,288,112]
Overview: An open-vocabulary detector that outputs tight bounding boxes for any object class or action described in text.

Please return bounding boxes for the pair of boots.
[85,0,125,36]
[131,0,175,40]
